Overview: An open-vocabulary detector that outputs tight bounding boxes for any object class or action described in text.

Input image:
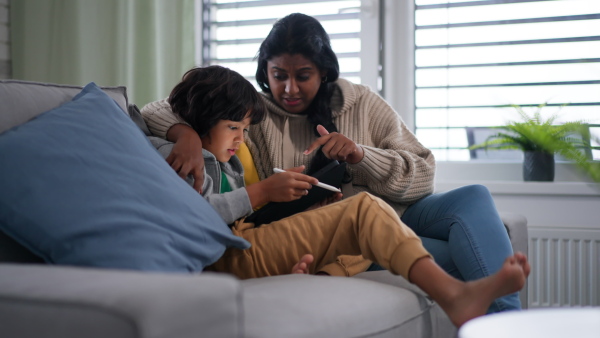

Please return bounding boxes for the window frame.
[196,0,383,92]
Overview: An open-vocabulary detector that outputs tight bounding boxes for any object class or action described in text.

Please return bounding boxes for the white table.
[459,307,600,338]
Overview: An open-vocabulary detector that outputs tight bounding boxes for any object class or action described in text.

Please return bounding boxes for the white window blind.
[414,0,600,161]
[199,0,368,86]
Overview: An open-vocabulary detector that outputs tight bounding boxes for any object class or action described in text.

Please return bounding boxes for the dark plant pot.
[523,151,555,182]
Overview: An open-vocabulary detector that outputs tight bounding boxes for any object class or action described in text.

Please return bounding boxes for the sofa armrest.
[499,212,529,309]
[499,212,528,256]
[0,264,243,338]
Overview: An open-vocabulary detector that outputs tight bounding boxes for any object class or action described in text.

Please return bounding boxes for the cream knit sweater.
[141,78,436,217]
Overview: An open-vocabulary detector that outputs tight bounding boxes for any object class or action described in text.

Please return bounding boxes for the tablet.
[245,161,347,227]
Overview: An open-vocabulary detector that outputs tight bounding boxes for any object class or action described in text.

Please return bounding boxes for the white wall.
[435,161,600,307]
[0,0,9,79]
[435,162,600,229]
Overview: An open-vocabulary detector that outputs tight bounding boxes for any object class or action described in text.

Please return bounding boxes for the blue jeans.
[368,184,521,313]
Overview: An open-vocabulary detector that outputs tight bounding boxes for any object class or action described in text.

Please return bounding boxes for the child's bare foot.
[439,252,530,327]
[291,254,314,274]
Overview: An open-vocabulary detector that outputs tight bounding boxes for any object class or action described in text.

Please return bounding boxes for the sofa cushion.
[0,80,130,263]
[0,80,129,134]
[0,82,249,272]
[241,272,457,338]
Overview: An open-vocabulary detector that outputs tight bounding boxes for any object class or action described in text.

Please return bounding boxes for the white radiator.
[528,228,600,308]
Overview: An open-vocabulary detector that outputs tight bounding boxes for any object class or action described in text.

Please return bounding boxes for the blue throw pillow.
[0,82,250,272]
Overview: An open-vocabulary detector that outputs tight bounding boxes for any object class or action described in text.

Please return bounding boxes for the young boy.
[149,65,530,328]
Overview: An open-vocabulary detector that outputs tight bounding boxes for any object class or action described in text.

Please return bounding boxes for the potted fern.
[470,104,600,182]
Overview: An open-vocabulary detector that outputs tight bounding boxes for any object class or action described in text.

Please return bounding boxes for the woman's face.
[266,53,326,114]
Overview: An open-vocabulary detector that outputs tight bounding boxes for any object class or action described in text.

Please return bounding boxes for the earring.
[321,76,328,83]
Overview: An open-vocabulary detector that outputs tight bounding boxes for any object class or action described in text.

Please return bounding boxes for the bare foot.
[439,252,530,327]
[291,254,314,274]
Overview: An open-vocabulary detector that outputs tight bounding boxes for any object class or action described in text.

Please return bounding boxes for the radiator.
[528,228,600,308]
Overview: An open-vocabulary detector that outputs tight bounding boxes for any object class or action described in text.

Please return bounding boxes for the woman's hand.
[166,124,205,193]
[245,165,318,208]
[304,125,364,164]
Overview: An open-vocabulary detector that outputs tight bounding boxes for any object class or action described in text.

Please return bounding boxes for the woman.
[141,13,521,313]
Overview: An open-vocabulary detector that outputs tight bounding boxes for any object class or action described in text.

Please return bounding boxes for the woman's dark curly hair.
[169,65,266,138]
[255,13,342,174]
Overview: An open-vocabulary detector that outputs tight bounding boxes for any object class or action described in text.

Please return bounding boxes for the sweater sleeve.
[200,164,254,225]
[348,91,436,204]
[140,98,189,139]
[203,188,254,225]
[149,134,254,224]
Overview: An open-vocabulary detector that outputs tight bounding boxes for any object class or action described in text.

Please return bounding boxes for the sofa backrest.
[0,80,128,134]
[0,80,131,263]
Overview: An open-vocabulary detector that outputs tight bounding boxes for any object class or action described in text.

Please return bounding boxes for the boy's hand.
[245,165,318,208]
[264,166,318,202]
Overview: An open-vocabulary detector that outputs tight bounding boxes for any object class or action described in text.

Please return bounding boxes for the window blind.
[200,0,363,85]
[413,0,600,161]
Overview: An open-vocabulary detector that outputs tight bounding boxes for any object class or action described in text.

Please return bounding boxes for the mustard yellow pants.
[207,192,431,280]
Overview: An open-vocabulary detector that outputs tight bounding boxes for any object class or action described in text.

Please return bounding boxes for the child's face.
[201,116,251,162]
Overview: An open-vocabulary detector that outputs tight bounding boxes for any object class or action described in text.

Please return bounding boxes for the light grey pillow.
[0,80,128,134]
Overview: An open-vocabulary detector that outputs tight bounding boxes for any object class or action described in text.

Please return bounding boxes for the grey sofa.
[0,80,528,338]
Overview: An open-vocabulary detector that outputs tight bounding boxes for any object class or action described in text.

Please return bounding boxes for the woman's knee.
[446,184,493,204]
[454,184,490,196]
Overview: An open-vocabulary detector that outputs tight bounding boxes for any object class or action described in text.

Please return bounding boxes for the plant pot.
[523,151,555,182]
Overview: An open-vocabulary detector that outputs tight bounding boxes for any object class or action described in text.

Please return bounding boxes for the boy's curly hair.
[168,65,266,137]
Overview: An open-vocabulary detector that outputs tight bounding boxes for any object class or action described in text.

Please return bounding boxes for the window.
[198,0,381,89]
[198,0,599,163]
[414,0,600,161]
